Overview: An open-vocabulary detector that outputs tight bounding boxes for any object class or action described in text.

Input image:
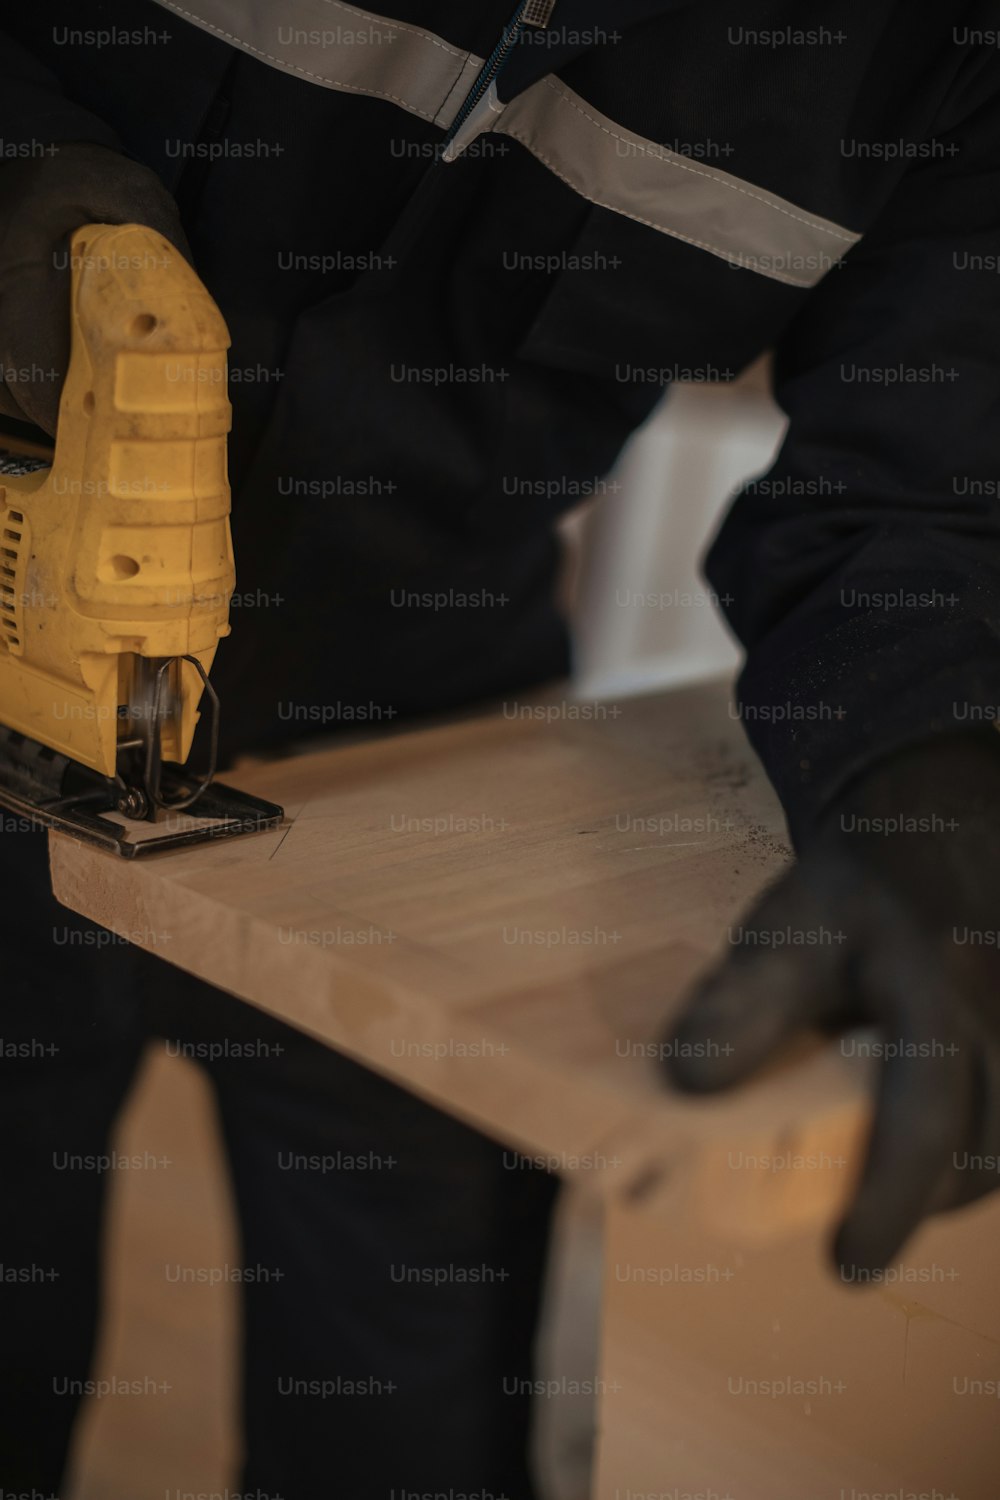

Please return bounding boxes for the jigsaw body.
[0,222,282,854]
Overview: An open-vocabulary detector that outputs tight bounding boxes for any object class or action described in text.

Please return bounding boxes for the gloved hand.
[0,141,190,435]
[664,727,1000,1277]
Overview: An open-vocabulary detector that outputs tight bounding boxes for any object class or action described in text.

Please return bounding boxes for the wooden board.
[596,1194,1000,1499]
[49,678,874,1242]
[49,677,1000,1492]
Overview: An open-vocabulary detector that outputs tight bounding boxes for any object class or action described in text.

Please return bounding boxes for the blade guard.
[0,222,234,777]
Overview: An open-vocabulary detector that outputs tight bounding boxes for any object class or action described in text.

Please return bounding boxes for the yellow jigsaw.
[0,221,282,855]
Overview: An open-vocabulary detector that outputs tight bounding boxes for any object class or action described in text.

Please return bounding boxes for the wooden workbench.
[50,679,1000,1497]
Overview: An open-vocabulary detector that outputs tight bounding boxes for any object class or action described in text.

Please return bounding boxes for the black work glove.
[664,728,1000,1278]
[0,141,190,435]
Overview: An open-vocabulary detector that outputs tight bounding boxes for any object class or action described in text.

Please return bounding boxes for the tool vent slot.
[0,448,47,656]
[0,504,24,651]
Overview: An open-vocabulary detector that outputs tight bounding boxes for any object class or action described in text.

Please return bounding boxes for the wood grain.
[50,679,874,1243]
[595,1192,1000,1499]
[50,678,1000,1493]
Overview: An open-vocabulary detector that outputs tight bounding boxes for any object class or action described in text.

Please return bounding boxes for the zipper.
[351,0,556,274]
[441,0,557,151]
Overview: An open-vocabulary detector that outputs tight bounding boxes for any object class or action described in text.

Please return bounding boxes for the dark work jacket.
[2,0,1000,842]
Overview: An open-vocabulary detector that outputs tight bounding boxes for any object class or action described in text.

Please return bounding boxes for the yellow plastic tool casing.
[0,222,234,777]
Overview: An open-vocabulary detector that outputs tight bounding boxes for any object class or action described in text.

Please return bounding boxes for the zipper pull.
[441,0,556,161]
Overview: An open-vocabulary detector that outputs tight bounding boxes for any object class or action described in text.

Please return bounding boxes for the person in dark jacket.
[2,3,1000,1495]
